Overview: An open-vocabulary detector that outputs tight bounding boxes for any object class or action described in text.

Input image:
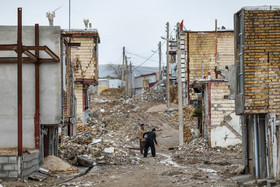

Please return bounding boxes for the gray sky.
[1,0,279,67]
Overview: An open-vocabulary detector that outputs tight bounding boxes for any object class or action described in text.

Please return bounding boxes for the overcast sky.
[1,0,279,67]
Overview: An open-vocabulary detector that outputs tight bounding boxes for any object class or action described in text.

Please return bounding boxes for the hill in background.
[99,64,158,78]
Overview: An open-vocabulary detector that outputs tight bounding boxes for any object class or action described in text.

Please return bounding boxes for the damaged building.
[0,8,60,179]
[62,28,100,125]
[180,26,242,147]
[232,6,280,180]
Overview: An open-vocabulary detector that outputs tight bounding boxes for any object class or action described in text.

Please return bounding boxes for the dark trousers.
[144,139,155,157]
[140,141,145,154]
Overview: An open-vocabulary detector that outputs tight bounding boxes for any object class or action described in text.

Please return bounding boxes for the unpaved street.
[1,93,242,186]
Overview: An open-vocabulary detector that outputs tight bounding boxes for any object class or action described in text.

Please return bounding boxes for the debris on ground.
[170,105,195,121]
[134,80,166,102]
[77,124,90,133]
[146,104,168,113]
[100,87,124,97]
[41,156,78,173]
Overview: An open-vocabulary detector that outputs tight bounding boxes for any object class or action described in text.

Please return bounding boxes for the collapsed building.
[232,6,280,180]
[174,26,242,147]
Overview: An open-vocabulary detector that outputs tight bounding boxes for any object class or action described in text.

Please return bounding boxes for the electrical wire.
[126,50,158,63]
[133,40,166,71]
[124,26,176,71]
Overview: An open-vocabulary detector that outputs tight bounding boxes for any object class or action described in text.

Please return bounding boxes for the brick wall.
[64,44,73,121]
[211,82,235,127]
[186,31,234,100]
[241,10,280,113]
[75,82,83,121]
[71,37,98,80]
[217,32,234,69]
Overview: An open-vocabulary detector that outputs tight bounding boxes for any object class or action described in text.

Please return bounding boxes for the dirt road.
[1,95,242,186]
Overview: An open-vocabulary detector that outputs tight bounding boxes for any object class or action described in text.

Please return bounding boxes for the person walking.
[143,128,158,157]
[138,124,146,155]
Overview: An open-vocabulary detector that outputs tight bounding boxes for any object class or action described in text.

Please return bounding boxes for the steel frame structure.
[0,8,59,156]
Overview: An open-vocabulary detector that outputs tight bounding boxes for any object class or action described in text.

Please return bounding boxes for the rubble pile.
[169,85,178,103]
[135,81,166,102]
[100,87,124,97]
[171,138,243,176]
[170,105,195,122]
[59,118,143,166]
[183,125,192,143]
[77,124,90,133]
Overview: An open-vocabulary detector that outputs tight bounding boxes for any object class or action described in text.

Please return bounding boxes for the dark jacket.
[143,131,158,145]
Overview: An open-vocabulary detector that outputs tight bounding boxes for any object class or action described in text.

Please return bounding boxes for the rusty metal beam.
[34,24,40,150]
[0,57,58,63]
[23,46,59,62]
[23,50,38,61]
[43,46,60,62]
[0,57,32,63]
[0,44,17,51]
[61,33,73,37]
[17,7,23,157]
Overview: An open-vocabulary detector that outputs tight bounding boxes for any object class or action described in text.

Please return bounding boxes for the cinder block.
[23,160,37,169]
[8,157,17,164]
[3,164,17,171]
[8,171,18,178]
[0,157,8,164]
[0,171,8,178]
[23,153,33,162]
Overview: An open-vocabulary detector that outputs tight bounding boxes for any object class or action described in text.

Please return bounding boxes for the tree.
[108,64,122,79]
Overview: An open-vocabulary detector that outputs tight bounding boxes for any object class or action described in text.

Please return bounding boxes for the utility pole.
[69,0,71,31]
[159,41,162,81]
[166,22,170,108]
[177,22,184,146]
[122,47,125,87]
[125,56,128,97]
[129,62,132,97]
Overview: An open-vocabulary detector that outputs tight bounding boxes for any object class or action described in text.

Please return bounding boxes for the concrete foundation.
[0,151,39,180]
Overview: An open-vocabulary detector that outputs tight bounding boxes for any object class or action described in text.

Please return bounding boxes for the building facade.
[0,25,61,179]
[233,6,280,180]
[62,29,100,124]
[134,73,158,95]
[181,29,242,147]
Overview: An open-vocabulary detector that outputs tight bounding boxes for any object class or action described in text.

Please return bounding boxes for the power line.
[133,40,166,70]
[126,50,158,63]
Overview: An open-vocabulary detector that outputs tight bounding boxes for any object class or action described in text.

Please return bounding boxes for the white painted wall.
[109,79,122,88]
[0,26,61,148]
[211,126,242,147]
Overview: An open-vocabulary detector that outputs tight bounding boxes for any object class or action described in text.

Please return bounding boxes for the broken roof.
[61,29,101,43]
[191,79,228,89]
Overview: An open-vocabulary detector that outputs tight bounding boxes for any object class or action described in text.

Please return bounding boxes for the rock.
[233,164,245,175]
[100,109,105,113]
[104,147,114,154]
[77,155,94,167]
[194,129,200,138]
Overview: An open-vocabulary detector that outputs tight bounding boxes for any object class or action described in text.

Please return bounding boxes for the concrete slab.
[231,174,253,184]
[243,179,257,186]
